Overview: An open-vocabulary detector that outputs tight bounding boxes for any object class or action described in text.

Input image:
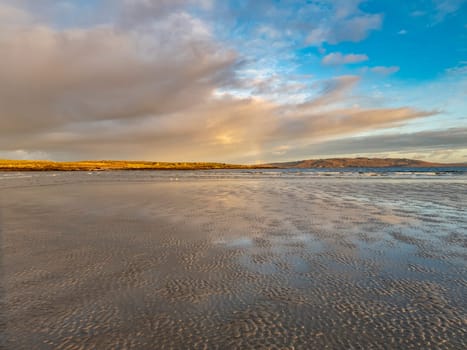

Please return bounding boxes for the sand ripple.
[1,173,466,349]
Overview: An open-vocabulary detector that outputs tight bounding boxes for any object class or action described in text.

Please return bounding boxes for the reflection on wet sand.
[0,207,6,349]
[1,172,466,349]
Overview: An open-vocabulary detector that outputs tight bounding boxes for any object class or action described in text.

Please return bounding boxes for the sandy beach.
[0,171,466,349]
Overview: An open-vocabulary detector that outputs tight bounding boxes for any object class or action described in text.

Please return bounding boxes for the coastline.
[1,158,465,171]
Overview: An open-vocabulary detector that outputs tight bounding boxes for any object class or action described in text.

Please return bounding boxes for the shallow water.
[0,171,466,349]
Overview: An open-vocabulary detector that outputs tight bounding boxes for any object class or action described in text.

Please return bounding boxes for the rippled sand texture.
[1,173,466,349]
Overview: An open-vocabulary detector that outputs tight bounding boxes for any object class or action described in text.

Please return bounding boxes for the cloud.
[306,2,382,46]
[0,72,434,162]
[370,66,400,75]
[0,149,50,161]
[0,5,237,136]
[0,3,31,27]
[296,127,467,156]
[410,10,426,17]
[194,0,383,48]
[322,52,369,65]
[445,62,467,75]
[117,0,213,27]
[398,29,407,35]
[258,128,467,164]
[433,0,467,22]
[409,0,466,23]
[228,73,309,103]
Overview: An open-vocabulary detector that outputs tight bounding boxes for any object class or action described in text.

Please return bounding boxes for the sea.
[1,166,466,183]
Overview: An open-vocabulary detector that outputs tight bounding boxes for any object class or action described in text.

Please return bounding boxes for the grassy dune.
[0,160,268,171]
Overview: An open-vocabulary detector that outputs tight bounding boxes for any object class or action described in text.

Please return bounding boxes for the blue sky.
[0,0,465,162]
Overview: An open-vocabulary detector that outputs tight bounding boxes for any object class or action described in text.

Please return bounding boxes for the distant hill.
[264,157,465,168]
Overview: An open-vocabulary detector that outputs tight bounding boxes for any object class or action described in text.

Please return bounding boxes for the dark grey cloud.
[290,127,467,157]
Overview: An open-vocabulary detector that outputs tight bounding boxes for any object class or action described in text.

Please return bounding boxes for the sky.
[0,0,466,163]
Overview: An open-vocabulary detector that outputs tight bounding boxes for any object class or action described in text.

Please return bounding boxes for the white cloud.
[306,12,382,46]
[433,0,467,22]
[445,62,467,75]
[322,52,368,65]
[370,66,400,75]
[0,149,51,160]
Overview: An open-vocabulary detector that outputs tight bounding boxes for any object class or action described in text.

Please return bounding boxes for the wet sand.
[0,172,466,349]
